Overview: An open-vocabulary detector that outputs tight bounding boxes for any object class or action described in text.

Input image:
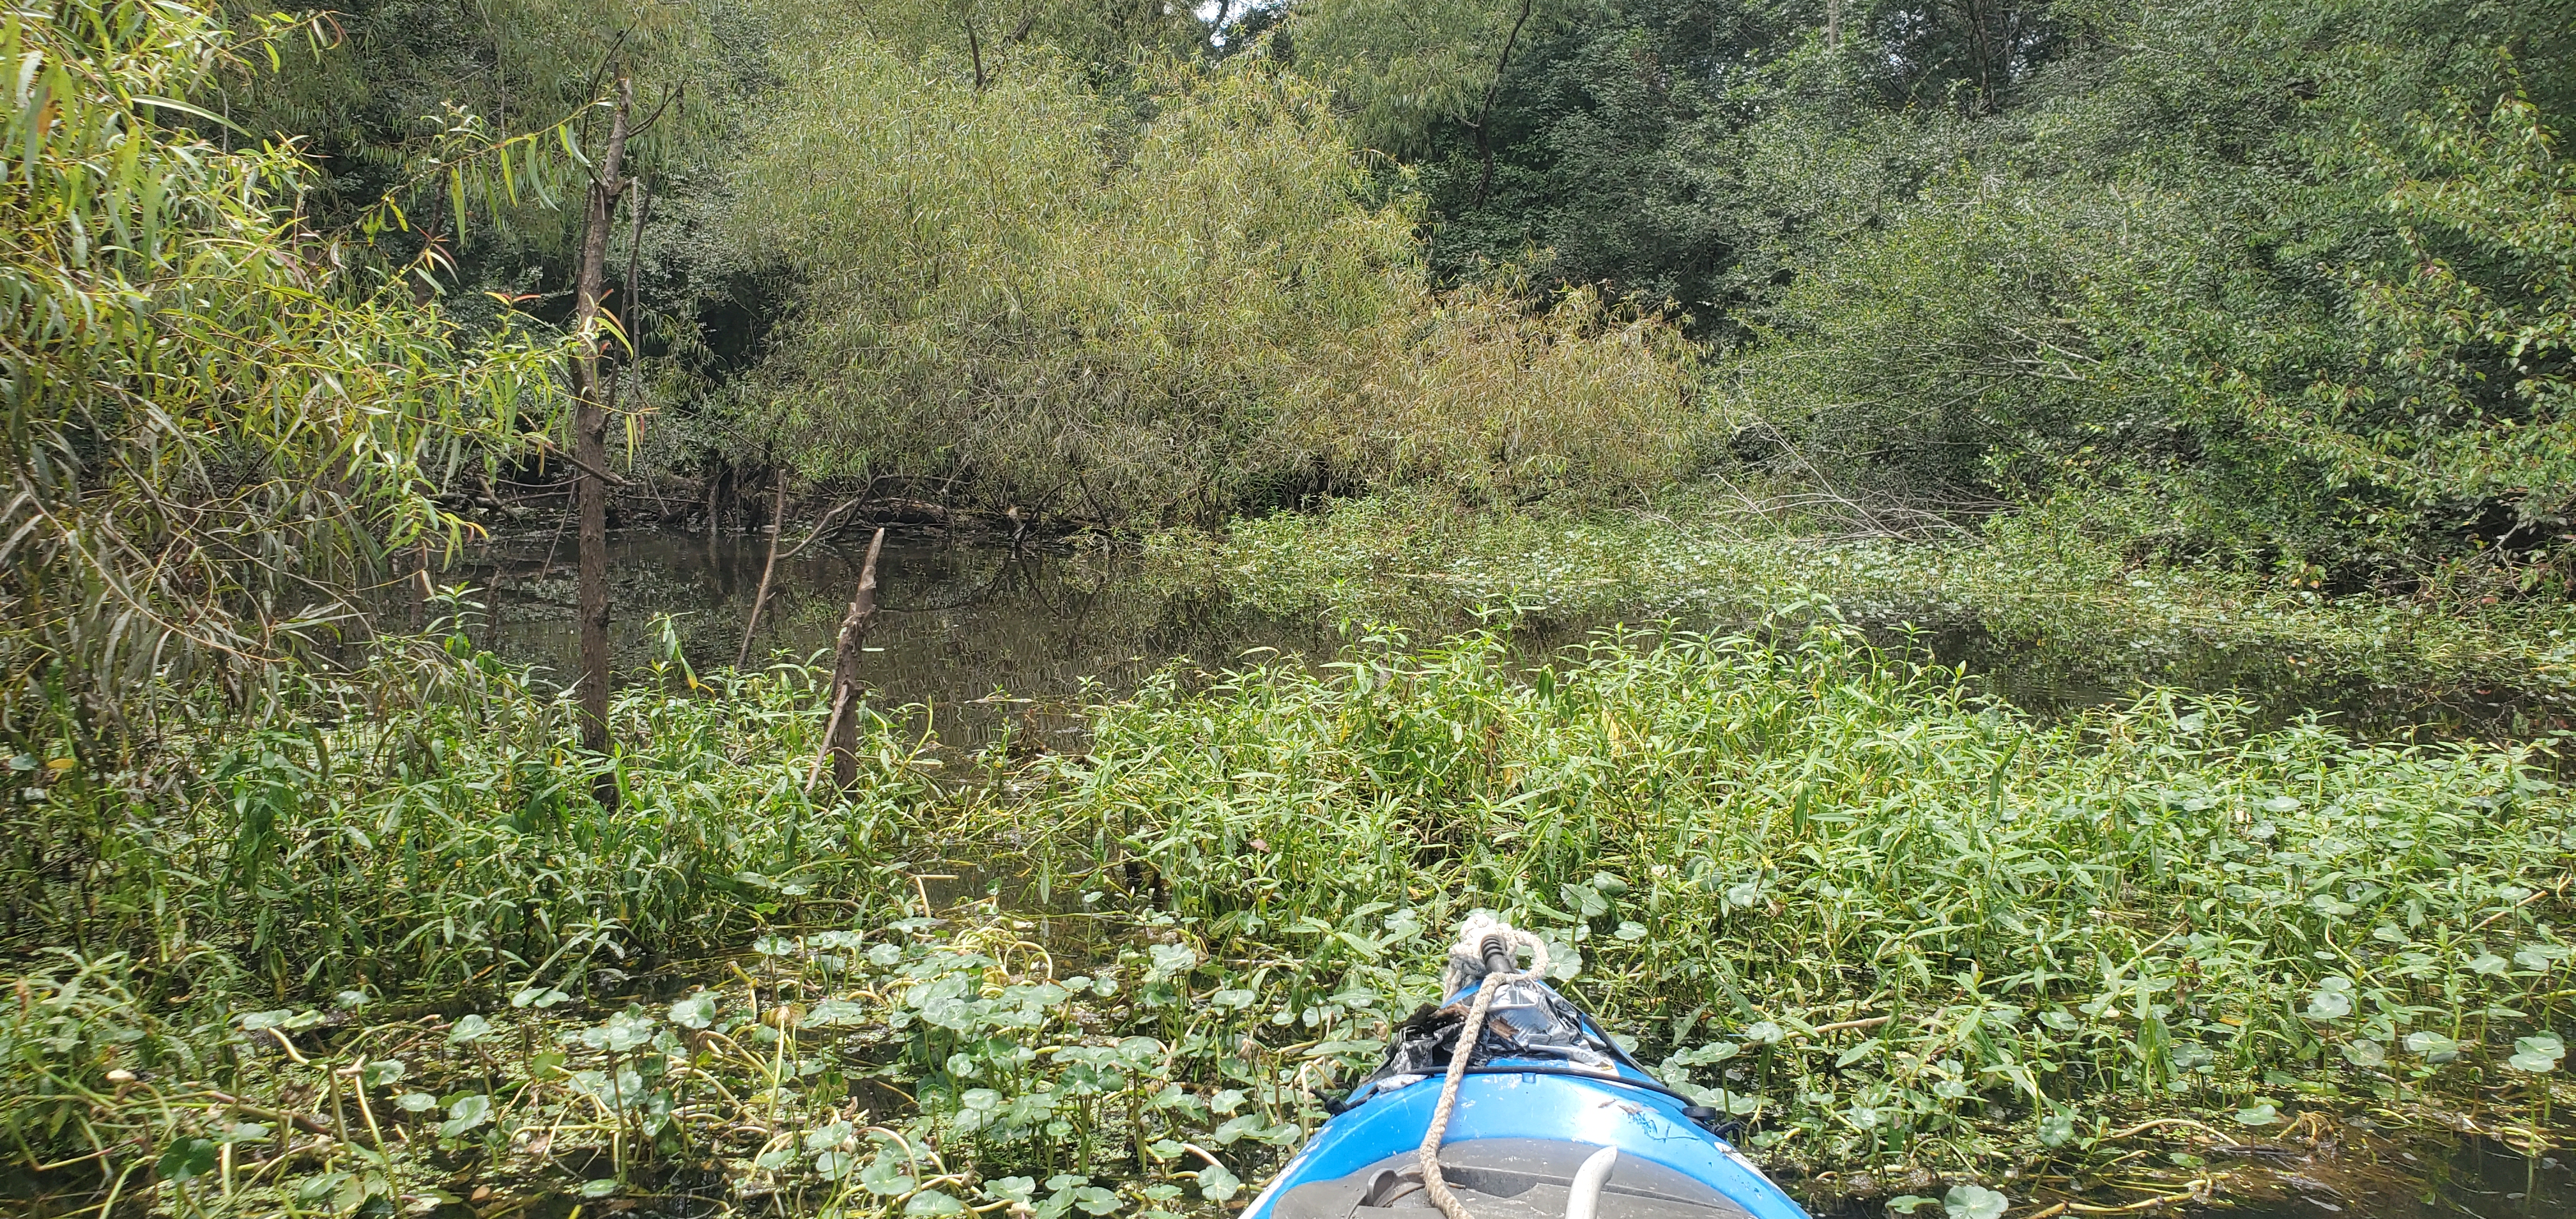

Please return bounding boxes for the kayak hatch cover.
[1241,919,1811,1219]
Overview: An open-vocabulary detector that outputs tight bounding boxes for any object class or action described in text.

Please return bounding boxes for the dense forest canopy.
[1297,0,2576,587]
[307,1,2576,580]
[141,0,2575,589]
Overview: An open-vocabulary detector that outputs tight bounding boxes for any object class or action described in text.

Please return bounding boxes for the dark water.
[445,528,1333,751]
[438,528,2562,749]
[2260,1133,2572,1219]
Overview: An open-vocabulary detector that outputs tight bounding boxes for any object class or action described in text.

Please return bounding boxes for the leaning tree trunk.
[570,79,634,790]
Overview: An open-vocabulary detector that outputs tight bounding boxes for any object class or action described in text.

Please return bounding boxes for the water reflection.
[452,528,1332,752]
[444,528,2561,748]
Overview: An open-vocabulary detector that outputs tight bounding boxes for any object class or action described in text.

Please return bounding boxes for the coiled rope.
[1417,924,1549,1219]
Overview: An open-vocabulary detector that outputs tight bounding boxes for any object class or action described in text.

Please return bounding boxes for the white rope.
[1418,923,1547,1219]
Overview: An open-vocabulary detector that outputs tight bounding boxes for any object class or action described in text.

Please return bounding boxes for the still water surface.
[455,528,1333,751]
[448,528,2555,748]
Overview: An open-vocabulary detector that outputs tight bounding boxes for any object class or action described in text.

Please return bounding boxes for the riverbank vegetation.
[12,613,2574,1215]
[6,0,2576,1214]
[1149,493,2576,717]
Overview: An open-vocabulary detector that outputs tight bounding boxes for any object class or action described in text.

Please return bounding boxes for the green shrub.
[732,51,1702,526]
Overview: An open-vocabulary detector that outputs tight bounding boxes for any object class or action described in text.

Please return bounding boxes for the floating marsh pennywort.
[6,606,2571,1215]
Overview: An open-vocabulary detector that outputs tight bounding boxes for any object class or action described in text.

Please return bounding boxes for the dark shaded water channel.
[442,528,2560,750]
[450,528,1334,752]
[426,528,2571,1219]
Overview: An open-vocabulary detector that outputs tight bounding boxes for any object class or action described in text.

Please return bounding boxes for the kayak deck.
[1245,1071,1809,1219]
[1264,1137,1752,1219]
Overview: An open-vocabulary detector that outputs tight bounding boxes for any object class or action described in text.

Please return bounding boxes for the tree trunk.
[571,79,635,785]
[805,527,886,794]
[1472,0,1537,206]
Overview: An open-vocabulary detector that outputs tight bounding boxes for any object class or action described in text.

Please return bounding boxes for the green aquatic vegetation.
[6,619,2573,1214]
[1,912,1339,1216]
[997,623,2575,1173]
[1148,494,2576,702]
[2,610,940,1006]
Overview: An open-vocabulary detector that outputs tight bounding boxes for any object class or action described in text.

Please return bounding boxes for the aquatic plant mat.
[6,623,2572,1217]
[1147,496,2576,737]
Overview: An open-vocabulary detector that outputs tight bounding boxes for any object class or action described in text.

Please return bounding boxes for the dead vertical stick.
[736,467,790,669]
[803,684,853,793]
[803,527,886,795]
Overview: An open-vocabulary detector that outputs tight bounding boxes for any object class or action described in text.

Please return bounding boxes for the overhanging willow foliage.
[733,50,1702,526]
[0,0,569,752]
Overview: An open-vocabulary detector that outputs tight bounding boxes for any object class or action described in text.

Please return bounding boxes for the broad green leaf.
[2510,1034,2564,1073]
[157,1138,217,1183]
[437,1094,493,1138]
[1943,1184,2007,1219]
[669,993,718,1029]
[1195,1163,1243,1202]
[2404,1031,2459,1062]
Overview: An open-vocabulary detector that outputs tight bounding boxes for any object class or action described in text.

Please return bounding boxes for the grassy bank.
[6,611,2572,1216]
[1146,495,2576,710]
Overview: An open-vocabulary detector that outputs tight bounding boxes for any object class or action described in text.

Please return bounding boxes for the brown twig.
[803,684,852,795]
[2468,873,2568,933]
[736,466,789,669]
[816,527,887,792]
[2030,1179,2211,1215]
[778,484,880,563]
[1470,0,1536,206]
[527,437,632,487]
[2097,1117,2232,1144]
